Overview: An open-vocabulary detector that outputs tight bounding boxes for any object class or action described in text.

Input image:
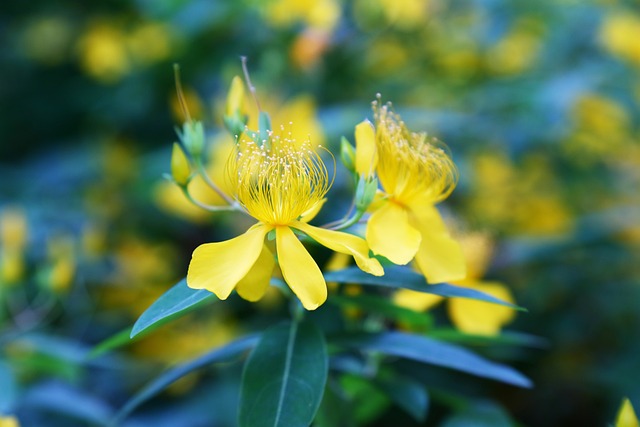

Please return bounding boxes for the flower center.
[229,130,330,225]
[373,101,458,204]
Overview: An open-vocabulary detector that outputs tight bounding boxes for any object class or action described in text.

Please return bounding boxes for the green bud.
[223,113,248,138]
[355,175,378,212]
[179,121,205,159]
[340,137,356,173]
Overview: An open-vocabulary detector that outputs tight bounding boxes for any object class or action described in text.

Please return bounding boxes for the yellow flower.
[600,12,640,66]
[357,100,465,283]
[394,233,516,336]
[0,416,19,427]
[187,130,383,310]
[616,398,639,427]
[76,22,131,83]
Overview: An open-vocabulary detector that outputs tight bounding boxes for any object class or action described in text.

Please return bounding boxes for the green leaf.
[375,375,429,423]
[90,328,136,358]
[112,335,257,425]
[427,328,548,348]
[239,321,328,427]
[130,278,216,338]
[324,267,526,311]
[329,294,433,330]
[333,332,532,388]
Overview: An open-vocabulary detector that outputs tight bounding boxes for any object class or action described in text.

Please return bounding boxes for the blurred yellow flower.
[290,29,331,71]
[486,19,543,76]
[600,12,640,66]
[187,130,383,310]
[0,206,28,285]
[616,398,639,427]
[77,22,131,83]
[354,0,431,30]
[395,233,516,336]
[1,206,28,250]
[127,22,173,65]
[44,235,76,294]
[565,93,632,163]
[468,152,572,235]
[357,100,465,284]
[264,0,341,31]
[0,416,19,427]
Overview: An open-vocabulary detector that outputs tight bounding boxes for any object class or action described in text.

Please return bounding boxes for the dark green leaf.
[375,375,429,423]
[340,374,390,425]
[441,400,514,427]
[239,321,328,427]
[130,278,216,338]
[324,267,525,311]
[112,335,257,425]
[427,328,548,348]
[334,332,532,388]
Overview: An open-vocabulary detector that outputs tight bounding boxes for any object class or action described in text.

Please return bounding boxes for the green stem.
[194,160,238,207]
[178,184,236,213]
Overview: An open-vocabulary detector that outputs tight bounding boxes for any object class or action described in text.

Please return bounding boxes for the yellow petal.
[276,226,327,310]
[299,198,327,223]
[187,225,270,299]
[292,221,383,276]
[447,281,516,336]
[408,203,466,283]
[235,244,275,302]
[355,119,378,177]
[366,201,421,265]
[616,398,640,427]
[393,289,444,312]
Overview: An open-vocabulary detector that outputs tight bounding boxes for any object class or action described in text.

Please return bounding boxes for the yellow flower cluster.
[355,99,466,284]
[183,79,473,311]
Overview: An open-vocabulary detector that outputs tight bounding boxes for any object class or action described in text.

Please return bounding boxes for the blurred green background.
[1,0,639,425]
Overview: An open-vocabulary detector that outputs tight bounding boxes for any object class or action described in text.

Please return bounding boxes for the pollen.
[229,129,330,225]
[373,100,458,205]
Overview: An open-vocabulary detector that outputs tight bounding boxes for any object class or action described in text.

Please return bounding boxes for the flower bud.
[171,143,191,186]
[180,121,204,158]
[225,76,245,117]
[355,175,378,212]
[340,137,356,173]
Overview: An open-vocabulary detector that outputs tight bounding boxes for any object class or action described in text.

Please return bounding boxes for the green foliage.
[239,321,328,427]
[325,266,526,310]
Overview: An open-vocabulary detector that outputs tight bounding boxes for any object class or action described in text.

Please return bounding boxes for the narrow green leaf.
[334,332,532,388]
[375,375,429,423]
[130,278,216,338]
[240,321,328,427]
[324,267,526,311]
[112,335,257,425]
